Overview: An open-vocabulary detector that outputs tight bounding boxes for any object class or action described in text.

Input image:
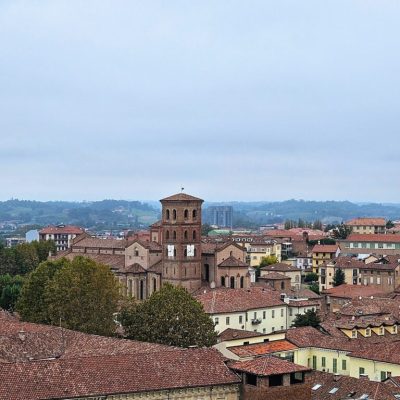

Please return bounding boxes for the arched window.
[139,280,144,300]
[192,209,197,219]
[230,250,233,256]
[240,276,244,288]
[166,209,170,220]
[184,230,188,240]
[193,230,197,240]
[184,209,189,219]
[166,231,169,240]
[128,280,133,297]
[184,267,186,277]
[165,247,168,256]
[174,248,177,257]
[221,276,225,287]
[173,231,177,240]
[184,248,187,257]
[230,276,235,289]
[194,248,197,257]
[173,209,177,220]
[153,277,157,292]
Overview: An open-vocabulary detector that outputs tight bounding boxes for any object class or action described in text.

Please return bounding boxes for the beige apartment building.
[345,218,386,234]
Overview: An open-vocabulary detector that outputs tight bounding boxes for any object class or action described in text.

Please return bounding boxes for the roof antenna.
[181,187,185,193]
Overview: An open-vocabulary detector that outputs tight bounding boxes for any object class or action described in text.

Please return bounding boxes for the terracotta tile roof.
[56,252,126,270]
[160,193,203,202]
[329,256,365,269]
[39,225,84,235]
[150,220,162,228]
[259,272,291,280]
[312,244,339,253]
[229,355,310,376]
[350,341,400,364]
[286,327,358,352]
[0,349,240,400]
[0,318,172,364]
[260,263,298,272]
[218,328,265,342]
[148,259,163,273]
[120,263,147,274]
[72,236,128,249]
[362,262,398,271]
[218,256,248,268]
[195,287,285,314]
[308,371,398,400]
[288,299,320,308]
[128,239,162,252]
[346,218,386,226]
[344,233,400,243]
[322,284,386,299]
[338,297,400,318]
[229,340,297,357]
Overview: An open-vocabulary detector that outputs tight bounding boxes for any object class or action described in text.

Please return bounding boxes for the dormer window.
[351,329,357,338]
[392,325,397,334]
[365,328,371,337]
[379,327,384,335]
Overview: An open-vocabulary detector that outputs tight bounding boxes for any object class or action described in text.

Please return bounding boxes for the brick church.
[54,192,252,298]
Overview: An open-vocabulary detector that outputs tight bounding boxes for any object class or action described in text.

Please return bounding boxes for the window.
[351,330,357,338]
[272,310,275,318]
[239,316,243,324]
[230,276,235,288]
[153,278,157,292]
[172,209,177,220]
[166,209,170,220]
[290,372,304,385]
[321,357,326,367]
[359,367,365,376]
[226,317,230,325]
[312,356,317,369]
[246,373,257,386]
[184,209,188,219]
[333,358,337,373]
[289,308,293,316]
[263,311,266,319]
[184,230,188,240]
[281,308,284,317]
[134,248,139,257]
[381,371,388,381]
[240,276,244,288]
[166,231,170,240]
[221,276,225,287]
[365,328,371,336]
[269,374,283,387]
[192,209,197,219]
[193,230,197,240]
[342,359,347,370]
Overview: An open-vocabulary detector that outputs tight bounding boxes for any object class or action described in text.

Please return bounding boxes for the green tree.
[119,284,217,348]
[17,256,120,336]
[32,240,57,262]
[16,259,65,323]
[259,255,278,268]
[201,224,213,236]
[292,309,320,328]
[313,220,323,230]
[13,243,39,275]
[386,220,395,229]
[332,224,352,239]
[304,272,318,283]
[308,282,320,295]
[0,274,24,311]
[332,268,345,287]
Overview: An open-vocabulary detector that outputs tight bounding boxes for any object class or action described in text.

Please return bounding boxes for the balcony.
[251,318,262,325]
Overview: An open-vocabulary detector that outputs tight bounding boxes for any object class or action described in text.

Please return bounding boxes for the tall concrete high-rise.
[206,206,233,229]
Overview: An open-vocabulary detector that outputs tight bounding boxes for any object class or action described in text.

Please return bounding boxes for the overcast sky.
[1,1,399,203]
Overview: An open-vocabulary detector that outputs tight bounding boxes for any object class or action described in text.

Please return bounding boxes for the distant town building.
[5,237,25,247]
[205,206,233,229]
[25,229,39,243]
[39,224,85,251]
[345,217,386,234]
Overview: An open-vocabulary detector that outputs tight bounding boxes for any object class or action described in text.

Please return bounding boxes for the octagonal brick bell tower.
[160,193,203,293]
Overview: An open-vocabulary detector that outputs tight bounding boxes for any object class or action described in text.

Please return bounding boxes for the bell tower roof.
[160,193,203,202]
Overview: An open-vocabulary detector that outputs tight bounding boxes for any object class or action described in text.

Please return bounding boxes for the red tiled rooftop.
[229,340,297,357]
[218,328,265,342]
[322,284,386,299]
[160,193,203,202]
[0,349,240,400]
[218,256,248,268]
[229,355,310,376]
[312,244,339,253]
[39,225,84,235]
[344,233,400,243]
[195,287,285,314]
[346,218,386,226]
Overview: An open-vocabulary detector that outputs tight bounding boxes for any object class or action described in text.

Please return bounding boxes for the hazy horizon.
[1,1,400,202]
